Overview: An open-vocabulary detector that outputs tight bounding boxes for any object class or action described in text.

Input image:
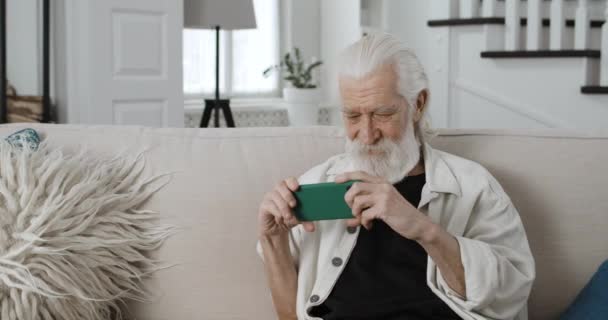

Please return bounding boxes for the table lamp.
[184,0,257,127]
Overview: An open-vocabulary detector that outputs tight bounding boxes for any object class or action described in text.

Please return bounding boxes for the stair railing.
[601,4,608,86]
[575,0,591,49]
[504,0,521,50]
[482,0,498,17]
[527,0,543,49]
[550,0,567,49]
[460,0,478,18]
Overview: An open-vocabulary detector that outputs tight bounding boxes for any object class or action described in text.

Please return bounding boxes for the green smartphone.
[293,180,358,221]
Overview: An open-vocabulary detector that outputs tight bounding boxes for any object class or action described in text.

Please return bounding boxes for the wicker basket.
[5,82,44,123]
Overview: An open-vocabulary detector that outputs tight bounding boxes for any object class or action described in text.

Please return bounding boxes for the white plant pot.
[283,87,321,126]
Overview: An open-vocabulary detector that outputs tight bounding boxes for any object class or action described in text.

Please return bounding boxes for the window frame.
[183,0,282,102]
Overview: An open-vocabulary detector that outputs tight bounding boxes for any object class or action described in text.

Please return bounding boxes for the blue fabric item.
[560,260,608,320]
[4,128,41,150]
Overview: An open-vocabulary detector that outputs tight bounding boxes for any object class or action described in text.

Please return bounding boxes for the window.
[183,0,280,99]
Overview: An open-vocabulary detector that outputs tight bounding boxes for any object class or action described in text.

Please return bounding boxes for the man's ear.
[414,90,428,122]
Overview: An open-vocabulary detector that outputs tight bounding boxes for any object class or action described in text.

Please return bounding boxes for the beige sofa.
[1,123,607,320]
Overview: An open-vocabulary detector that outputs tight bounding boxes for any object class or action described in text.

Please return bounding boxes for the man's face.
[339,64,421,182]
[339,63,408,147]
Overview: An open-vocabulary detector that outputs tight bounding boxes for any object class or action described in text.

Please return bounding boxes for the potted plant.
[263,47,323,126]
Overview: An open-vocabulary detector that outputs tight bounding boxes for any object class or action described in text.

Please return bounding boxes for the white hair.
[338,33,434,143]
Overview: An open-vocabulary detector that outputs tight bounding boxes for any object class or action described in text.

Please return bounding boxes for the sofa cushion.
[0,137,171,320]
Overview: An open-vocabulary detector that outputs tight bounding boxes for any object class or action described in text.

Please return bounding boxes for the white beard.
[345,119,421,184]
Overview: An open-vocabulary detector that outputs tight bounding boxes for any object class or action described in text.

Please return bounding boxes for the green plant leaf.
[286,76,303,88]
[294,48,301,63]
[267,47,324,87]
[293,48,303,76]
[285,53,295,75]
[301,61,321,86]
[305,61,323,74]
[262,65,278,77]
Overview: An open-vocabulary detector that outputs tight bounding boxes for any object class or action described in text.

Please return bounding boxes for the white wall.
[284,0,320,62]
[385,0,431,72]
[6,0,40,95]
[319,0,362,126]
[320,0,360,108]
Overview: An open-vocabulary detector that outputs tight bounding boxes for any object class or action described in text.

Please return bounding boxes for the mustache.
[347,138,399,154]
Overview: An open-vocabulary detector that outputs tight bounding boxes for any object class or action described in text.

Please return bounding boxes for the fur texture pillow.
[0,140,173,319]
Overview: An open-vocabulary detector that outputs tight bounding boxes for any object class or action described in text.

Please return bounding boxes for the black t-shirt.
[309,174,462,320]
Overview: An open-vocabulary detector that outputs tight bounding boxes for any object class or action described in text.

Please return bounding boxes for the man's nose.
[359,117,377,145]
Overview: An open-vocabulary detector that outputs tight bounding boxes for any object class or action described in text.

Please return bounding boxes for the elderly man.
[256,33,535,320]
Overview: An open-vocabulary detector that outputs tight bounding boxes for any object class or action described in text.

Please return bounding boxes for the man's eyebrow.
[341,106,398,114]
[341,108,359,114]
[374,105,399,113]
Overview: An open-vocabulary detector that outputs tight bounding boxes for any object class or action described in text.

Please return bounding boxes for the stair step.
[481,50,601,58]
[581,86,608,94]
[428,18,604,28]
[428,18,504,26]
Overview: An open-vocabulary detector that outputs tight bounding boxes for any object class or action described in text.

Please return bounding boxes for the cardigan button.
[309,294,320,303]
[332,257,343,267]
[346,226,358,234]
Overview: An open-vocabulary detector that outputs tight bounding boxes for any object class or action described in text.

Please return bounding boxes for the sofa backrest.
[1,124,607,320]
[431,129,608,319]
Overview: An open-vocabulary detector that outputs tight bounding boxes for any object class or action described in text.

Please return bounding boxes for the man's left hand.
[335,171,438,243]
[335,170,466,297]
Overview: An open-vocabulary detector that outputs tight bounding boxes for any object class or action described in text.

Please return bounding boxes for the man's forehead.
[340,95,402,114]
[340,74,402,112]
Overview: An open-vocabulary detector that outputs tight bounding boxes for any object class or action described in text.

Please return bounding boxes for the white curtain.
[183,0,280,98]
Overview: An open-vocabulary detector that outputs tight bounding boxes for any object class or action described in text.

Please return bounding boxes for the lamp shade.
[184,0,257,30]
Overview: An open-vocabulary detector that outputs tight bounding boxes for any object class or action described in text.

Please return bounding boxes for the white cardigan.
[258,143,535,320]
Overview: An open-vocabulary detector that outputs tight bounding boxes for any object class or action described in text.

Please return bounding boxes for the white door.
[64,0,184,127]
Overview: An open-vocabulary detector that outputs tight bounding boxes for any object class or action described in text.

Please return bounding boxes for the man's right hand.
[258,177,316,238]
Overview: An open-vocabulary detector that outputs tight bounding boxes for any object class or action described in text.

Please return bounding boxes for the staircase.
[424,0,608,129]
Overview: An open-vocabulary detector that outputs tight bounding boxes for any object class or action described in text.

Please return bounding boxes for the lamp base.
[200,99,235,128]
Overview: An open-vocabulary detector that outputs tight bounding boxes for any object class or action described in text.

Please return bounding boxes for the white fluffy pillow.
[0,140,173,320]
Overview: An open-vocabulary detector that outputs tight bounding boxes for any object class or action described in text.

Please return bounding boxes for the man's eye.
[346,114,361,119]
